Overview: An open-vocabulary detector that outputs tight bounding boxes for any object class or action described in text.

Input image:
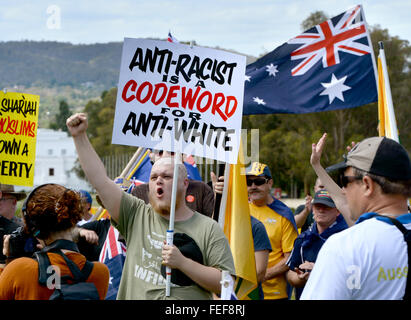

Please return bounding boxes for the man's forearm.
[294,207,310,229]
[264,256,289,281]
[73,133,109,190]
[72,132,122,221]
[311,162,355,226]
[178,258,225,294]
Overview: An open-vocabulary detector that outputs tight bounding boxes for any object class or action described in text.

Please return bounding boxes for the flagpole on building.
[378,41,399,142]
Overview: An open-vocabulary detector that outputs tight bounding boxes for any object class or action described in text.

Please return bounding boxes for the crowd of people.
[0,112,410,300]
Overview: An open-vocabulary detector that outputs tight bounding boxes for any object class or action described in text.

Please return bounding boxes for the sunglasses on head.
[339,175,363,188]
[246,177,268,187]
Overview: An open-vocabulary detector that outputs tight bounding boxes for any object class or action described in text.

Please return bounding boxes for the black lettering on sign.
[0,160,32,178]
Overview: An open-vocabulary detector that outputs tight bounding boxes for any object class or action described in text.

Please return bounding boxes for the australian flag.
[99,226,127,300]
[243,5,378,115]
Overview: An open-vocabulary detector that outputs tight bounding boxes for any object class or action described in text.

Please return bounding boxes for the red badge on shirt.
[186,195,195,203]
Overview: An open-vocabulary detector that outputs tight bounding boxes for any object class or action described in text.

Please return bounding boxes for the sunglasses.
[340,175,363,188]
[246,177,268,187]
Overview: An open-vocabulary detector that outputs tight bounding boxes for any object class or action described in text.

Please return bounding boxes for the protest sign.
[112,38,246,164]
[0,91,40,186]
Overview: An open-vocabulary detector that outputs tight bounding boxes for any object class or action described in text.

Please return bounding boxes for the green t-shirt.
[112,192,235,300]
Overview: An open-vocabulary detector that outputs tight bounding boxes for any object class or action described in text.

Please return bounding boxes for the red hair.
[23,184,83,239]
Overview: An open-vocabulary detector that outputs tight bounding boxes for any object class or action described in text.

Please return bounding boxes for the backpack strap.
[35,240,95,285]
[35,251,52,286]
[52,249,94,282]
[376,215,411,300]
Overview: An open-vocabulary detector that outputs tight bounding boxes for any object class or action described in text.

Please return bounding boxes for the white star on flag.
[253,97,266,105]
[266,63,279,76]
[245,75,251,82]
[320,73,351,104]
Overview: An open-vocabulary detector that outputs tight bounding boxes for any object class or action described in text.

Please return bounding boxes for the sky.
[0,0,410,57]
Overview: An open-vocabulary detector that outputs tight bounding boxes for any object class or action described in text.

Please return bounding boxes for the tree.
[300,10,329,31]
[49,99,72,133]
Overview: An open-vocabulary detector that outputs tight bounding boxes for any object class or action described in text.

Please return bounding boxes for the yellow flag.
[377,44,399,142]
[224,142,259,299]
[377,56,390,137]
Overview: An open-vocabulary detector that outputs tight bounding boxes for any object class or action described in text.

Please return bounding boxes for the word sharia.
[1,96,37,118]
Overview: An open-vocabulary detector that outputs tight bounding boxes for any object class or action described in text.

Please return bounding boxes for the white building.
[16,128,92,192]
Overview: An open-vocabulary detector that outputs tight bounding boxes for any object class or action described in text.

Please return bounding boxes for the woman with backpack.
[0,183,109,300]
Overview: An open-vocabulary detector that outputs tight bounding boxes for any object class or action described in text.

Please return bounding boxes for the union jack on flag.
[243,5,378,115]
[99,225,127,300]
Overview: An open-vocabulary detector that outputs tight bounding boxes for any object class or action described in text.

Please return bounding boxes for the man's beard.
[149,191,184,217]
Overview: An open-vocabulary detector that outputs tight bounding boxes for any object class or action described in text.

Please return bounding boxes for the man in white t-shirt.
[301,136,411,300]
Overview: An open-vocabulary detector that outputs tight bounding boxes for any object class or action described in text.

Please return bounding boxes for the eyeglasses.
[340,175,363,188]
[246,177,268,187]
[0,198,15,202]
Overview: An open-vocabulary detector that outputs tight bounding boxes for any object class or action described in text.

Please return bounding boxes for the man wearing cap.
[0,184,26,226]
[0,184,26,272]
[301,136,411,300]
[245,162,298,300]
[78,190,93,225]
[286,190,348,299]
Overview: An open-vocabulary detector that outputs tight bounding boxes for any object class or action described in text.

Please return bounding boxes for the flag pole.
[360,5,378,88]
[165,151,181,296]
[212,163,226,222]
[217,163,231,230]
[120,147,145,178]
[378,41,399,142]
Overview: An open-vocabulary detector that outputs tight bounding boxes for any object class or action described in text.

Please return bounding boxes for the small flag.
[167,31,179,43]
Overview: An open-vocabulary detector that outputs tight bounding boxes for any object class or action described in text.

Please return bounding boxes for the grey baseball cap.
[312,190,336,208]
[326,136,411,181]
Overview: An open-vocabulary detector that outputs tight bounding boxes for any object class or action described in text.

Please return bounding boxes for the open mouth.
[156,187,164,197]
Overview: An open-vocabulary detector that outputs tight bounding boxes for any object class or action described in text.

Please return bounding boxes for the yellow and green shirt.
[249,201,297,299]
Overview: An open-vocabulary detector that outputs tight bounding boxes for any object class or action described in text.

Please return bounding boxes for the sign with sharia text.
[0,91,40,186]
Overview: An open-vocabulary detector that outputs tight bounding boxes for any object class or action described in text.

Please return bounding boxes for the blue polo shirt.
[287,214,348,299]
[251,216,272,300]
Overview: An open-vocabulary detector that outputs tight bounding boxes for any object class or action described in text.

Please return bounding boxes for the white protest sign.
[112,38,246,164]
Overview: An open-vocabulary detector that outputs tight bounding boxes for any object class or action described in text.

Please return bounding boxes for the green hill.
[0,40,256,128]
[0,40,122,87]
